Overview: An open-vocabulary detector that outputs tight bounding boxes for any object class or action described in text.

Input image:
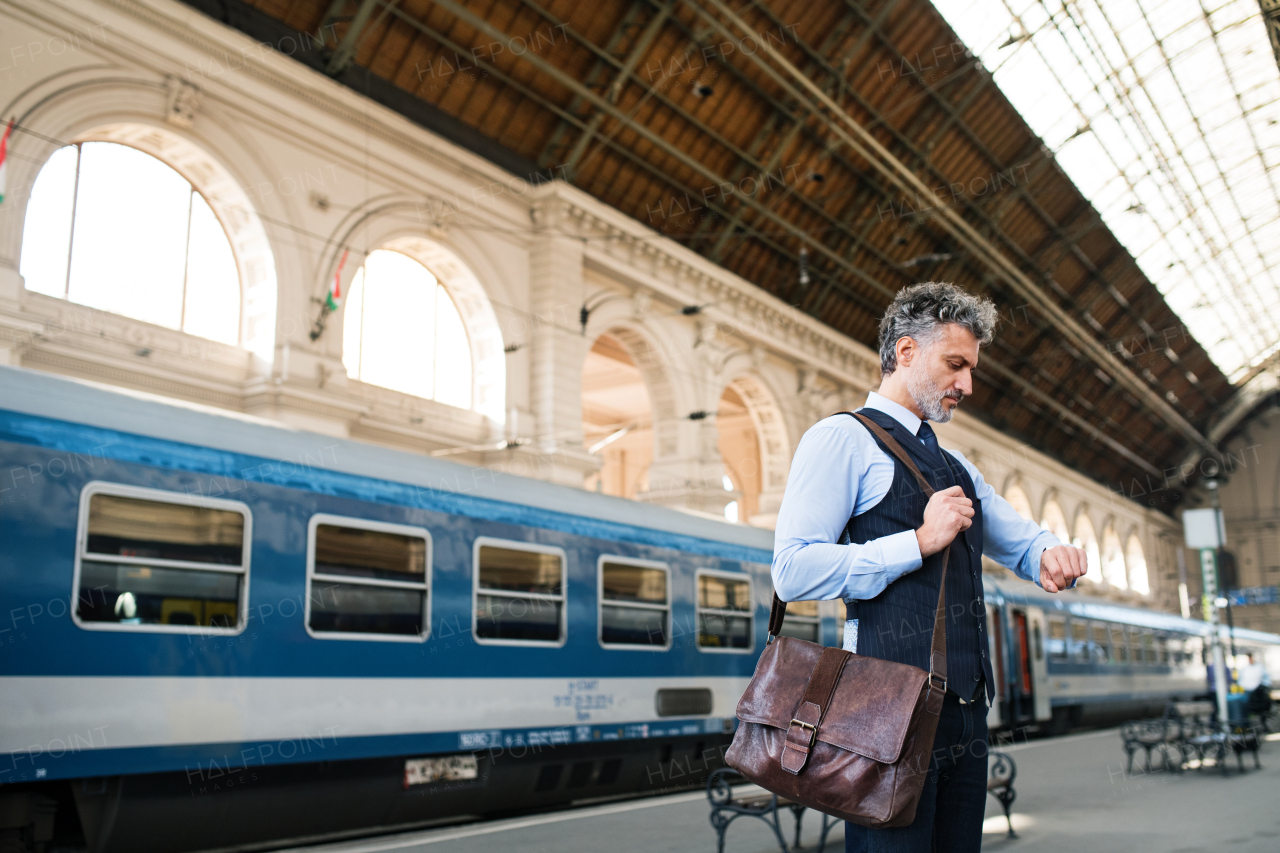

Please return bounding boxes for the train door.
[1007,609,1036,726]
[986,603,1005,729]
[1024,609,1052,722]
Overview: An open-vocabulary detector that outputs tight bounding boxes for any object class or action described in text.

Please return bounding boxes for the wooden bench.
[987,751,1018,838]
[706,767,838,853]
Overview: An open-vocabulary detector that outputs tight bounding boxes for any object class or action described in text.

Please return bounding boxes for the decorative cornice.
[560,192,883,391]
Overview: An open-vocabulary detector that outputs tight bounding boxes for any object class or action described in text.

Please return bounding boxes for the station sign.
[1226,586,1280,607]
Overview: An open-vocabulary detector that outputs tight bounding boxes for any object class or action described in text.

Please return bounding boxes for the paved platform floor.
[281,728,1280,853]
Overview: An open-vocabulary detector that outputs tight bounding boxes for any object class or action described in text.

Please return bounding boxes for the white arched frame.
[342,235,505,423]
[1126,533,1150,595]
[83,124,275,360]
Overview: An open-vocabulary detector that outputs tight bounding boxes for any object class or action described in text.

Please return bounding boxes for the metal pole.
[1176,546,1191,619]
[1202,478,1229,727]
[1225,598,1237,659]
[1262,1,1280,74]
[1199,546,1229,727]
[1207,481,1238,660]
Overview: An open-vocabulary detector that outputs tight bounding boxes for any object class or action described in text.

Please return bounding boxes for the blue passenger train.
[0,365,1275,852]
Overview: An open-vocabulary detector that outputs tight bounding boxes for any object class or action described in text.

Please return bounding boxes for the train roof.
[984,574,1280,646]
[0,365,775,557]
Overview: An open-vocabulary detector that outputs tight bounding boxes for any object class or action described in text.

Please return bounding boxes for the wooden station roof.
[196,0,1238,507]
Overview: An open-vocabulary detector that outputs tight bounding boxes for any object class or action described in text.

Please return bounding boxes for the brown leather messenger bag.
[725,412,952,828]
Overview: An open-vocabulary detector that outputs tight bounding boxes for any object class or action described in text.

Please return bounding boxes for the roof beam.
[686,0,1219,463]
[325,0,385,76]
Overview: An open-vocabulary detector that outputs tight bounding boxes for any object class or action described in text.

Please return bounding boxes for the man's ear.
[896,335,915,368]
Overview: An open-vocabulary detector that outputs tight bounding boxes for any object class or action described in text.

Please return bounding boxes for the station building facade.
[0,0,1193,619]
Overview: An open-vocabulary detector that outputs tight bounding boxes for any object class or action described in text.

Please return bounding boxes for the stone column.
[526,198,597,486]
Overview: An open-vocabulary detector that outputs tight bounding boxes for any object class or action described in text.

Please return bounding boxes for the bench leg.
[815,813,837,853]
[764,807,790,853]
[997,789,1017,839]
[709,809,732,853]
[788,803,806,851]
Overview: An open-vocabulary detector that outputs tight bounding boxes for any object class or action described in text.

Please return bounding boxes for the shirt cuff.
[886,529,924,576]
[841,529,922,601]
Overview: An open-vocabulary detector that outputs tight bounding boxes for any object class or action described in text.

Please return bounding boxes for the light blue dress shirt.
[772,392,1061,603]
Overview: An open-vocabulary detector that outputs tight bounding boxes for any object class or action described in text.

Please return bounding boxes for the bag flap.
[736,637,928,764]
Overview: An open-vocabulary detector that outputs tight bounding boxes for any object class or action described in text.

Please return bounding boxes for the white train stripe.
[0,676,750,753]
[1045,672,1205,699]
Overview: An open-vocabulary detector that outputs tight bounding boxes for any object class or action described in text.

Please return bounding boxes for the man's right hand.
[915,485,974,557]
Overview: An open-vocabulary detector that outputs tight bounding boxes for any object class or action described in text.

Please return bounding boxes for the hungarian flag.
[325,249,349,311]
[0,119,13,205]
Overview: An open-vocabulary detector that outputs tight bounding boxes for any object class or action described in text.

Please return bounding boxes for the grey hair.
[878,281,997,375]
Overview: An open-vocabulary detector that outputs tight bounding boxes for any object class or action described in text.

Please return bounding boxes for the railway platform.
[279,727,1280,853]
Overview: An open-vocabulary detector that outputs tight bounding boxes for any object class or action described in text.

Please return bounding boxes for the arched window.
[1072,512,1102,583]
[1040,499,1069,543]
[1005,482,1033,521]
[342,249,472,409]
[1101,523,1128,589]
[1126,534,1150,595]
[20,142,241,345]
[581,332,652,499]
[718,385,757,525]
[716,375,790,529]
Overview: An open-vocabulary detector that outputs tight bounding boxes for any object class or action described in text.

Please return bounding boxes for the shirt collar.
[865,391,923,436]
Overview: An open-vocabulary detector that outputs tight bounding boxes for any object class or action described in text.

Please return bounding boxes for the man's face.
[903,324,980,422]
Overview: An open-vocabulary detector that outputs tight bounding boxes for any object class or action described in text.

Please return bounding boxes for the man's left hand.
[1039,545,1087,593]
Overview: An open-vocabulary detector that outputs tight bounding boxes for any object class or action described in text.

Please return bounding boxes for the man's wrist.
[915,527,935,558]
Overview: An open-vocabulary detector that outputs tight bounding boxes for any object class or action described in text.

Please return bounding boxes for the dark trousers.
[845,692,989,853]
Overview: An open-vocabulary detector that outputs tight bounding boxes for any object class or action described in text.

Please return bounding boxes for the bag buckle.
[927,673,947,698]
[787,718,817,748]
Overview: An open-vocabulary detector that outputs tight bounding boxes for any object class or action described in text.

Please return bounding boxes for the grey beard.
[907,367,957,423]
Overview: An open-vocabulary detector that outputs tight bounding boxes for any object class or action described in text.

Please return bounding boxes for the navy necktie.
[917,421,945,467]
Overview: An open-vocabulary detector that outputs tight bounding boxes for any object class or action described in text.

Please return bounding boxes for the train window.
[306,516,430,640]
[1180,636,1203,665]
[696,571,753,652]
[473,539,566,645]
[1111,625,1129,663]
[598,558,670,649]
[1139,628,1155,664]
[74,483,250,633]
[778,599,821,643]
[1047,618,1067,660]
[1070,621,1088,661]
[1090,623,1111,663]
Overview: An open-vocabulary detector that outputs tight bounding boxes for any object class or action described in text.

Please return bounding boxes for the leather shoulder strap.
[768,410,939,637]
[770,412,952,702]
[848,412,934,498]
[844,412,950,696]
[768,594,787,637]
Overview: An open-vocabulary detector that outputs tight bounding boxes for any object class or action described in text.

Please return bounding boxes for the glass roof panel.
[933,0,1280,380]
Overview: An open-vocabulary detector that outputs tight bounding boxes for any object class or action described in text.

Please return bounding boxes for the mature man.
[772,282,1087,853]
